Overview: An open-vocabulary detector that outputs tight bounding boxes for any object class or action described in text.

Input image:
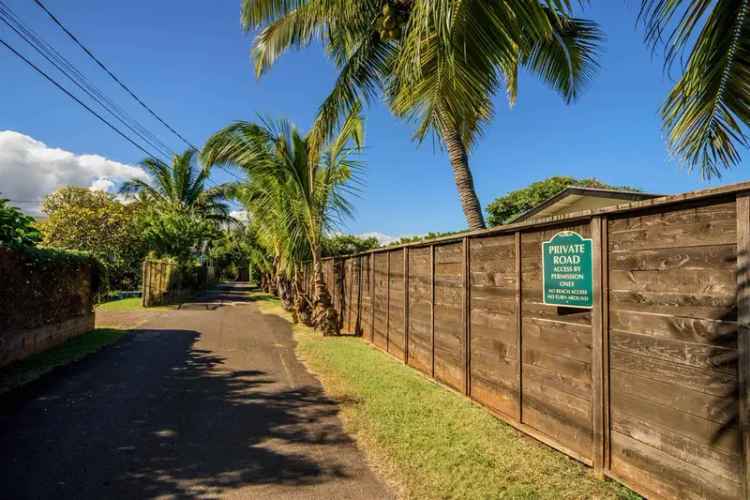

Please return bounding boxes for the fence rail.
[309,180,750,500]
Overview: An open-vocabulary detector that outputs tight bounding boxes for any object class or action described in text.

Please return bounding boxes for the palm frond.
[641,0,750,177]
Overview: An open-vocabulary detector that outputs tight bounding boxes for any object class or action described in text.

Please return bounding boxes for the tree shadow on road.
[0,326,357,499]
[119,347,353,498]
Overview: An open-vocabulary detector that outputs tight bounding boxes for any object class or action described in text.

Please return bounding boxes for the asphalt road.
[0,283,392,499]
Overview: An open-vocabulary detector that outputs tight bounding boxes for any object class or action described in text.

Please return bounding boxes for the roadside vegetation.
[0,328,127,394]
[485,176,641,226]
[255,294,638,500]
[96,297,174,313]
[202,112,365,334]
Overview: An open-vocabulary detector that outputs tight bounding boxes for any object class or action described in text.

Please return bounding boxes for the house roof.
[510,186,661,223]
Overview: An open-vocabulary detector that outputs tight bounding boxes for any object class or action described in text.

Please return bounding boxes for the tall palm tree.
[121,149,230,221]
[639,0,750,178]
[241,1,602,230]
[201,115,363,335]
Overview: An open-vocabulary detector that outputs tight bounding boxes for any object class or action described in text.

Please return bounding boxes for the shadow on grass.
[0,328,127,396]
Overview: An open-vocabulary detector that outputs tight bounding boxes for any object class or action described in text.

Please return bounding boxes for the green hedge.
[0,245,102,331]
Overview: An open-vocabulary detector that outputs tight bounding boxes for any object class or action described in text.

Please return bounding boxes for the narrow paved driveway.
[0,283,392,499]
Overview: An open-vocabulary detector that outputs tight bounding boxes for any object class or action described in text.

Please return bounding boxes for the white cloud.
[0,130,148,214]
[89,177,116,192]
[358,231,399,246]
[230,209,250,223]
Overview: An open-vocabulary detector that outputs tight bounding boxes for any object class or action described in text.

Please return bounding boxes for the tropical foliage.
[486,176,641,226]
[119,149,233,266]
[210,226,253,280]
[639,0,750,178]
[322,234,380,257]
[39,187,146,290]
[389,230,465,246]
[241,0,602,230]
[121,149,230,221]
[138,208,219,263]
[202,114,363,334]
[0,198,41,248]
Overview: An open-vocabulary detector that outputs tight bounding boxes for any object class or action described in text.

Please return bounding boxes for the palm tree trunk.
[440,120,486,231]
[293,271,313,326]
[312,252,339,336]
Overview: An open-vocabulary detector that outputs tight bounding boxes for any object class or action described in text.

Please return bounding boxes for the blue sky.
[2,1,748,238]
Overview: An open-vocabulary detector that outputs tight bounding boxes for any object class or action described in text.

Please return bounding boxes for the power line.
[0,35,163,160]
[29,0,247,184]
[0,5,173,162]
[32,0,198,151]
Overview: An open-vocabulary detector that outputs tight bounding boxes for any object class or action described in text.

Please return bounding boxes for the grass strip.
[96,297,175,312]
[255,294,639,500]
[0,328,127,394]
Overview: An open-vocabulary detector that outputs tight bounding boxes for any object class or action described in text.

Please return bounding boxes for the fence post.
[404,247,410,364]
[141,260,149,307]
[737,194,750,500]
[370,253,375,343]
[463,236,471,396]
[591,215,609,477]
[386,251,391,353]
[431,244,436,378]
[356,256,363,336]
[514,232,523,422]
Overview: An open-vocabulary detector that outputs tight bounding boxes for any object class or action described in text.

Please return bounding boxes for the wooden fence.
[304,181,750,500]
[141,259,216,307]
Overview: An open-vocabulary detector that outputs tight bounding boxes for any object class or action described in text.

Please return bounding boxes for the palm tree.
[639,0,750,178]
[121,149,230,221]
[241,1,602,230]
[201,115,363,335]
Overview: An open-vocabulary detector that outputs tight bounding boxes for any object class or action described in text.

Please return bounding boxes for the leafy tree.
[0,198,41,248]
[120,149,230,222]
[322,234,380,257]
[202,113,363,335]
[242,1,602,230]
[386,230,465,247]
[38,187,146,290]
[486,176,641,226]
[639,1,750,178]
[210,227,252,279]
[139,207,219,263]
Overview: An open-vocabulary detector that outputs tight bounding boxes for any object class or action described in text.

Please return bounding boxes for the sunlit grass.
[255,293,639,499]
[96,297,175,312]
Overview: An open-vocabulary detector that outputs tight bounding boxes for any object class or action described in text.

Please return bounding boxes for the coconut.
[382,3,393,16]
[383,15,396,29]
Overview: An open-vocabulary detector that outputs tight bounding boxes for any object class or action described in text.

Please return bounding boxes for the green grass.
[0,328,127,394]
[256,295,639,500]
[96,297,174,312]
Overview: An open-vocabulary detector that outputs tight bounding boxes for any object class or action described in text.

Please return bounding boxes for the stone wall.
[0,313,95,367]
[0,246,99,368]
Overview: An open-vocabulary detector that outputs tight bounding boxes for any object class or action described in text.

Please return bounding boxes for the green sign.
[542,231,593,308]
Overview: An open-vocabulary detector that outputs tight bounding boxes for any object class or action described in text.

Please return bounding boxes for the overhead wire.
[0,2,174,161]
[29,0,247,184]
[0,35,164,160]
[4,0,246,186]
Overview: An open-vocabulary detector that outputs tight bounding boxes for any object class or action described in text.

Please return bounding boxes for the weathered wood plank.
[592,215,605,475]
[613,411,738,482]
[611,348,735,396]
[610,431,739,500]
[612,388,739,455]
[610,309,736,347]
[610,329,736,373]
[737,194,750,499]
[515,231,523,422]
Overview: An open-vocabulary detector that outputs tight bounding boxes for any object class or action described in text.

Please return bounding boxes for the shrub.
[0,246,102,331]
